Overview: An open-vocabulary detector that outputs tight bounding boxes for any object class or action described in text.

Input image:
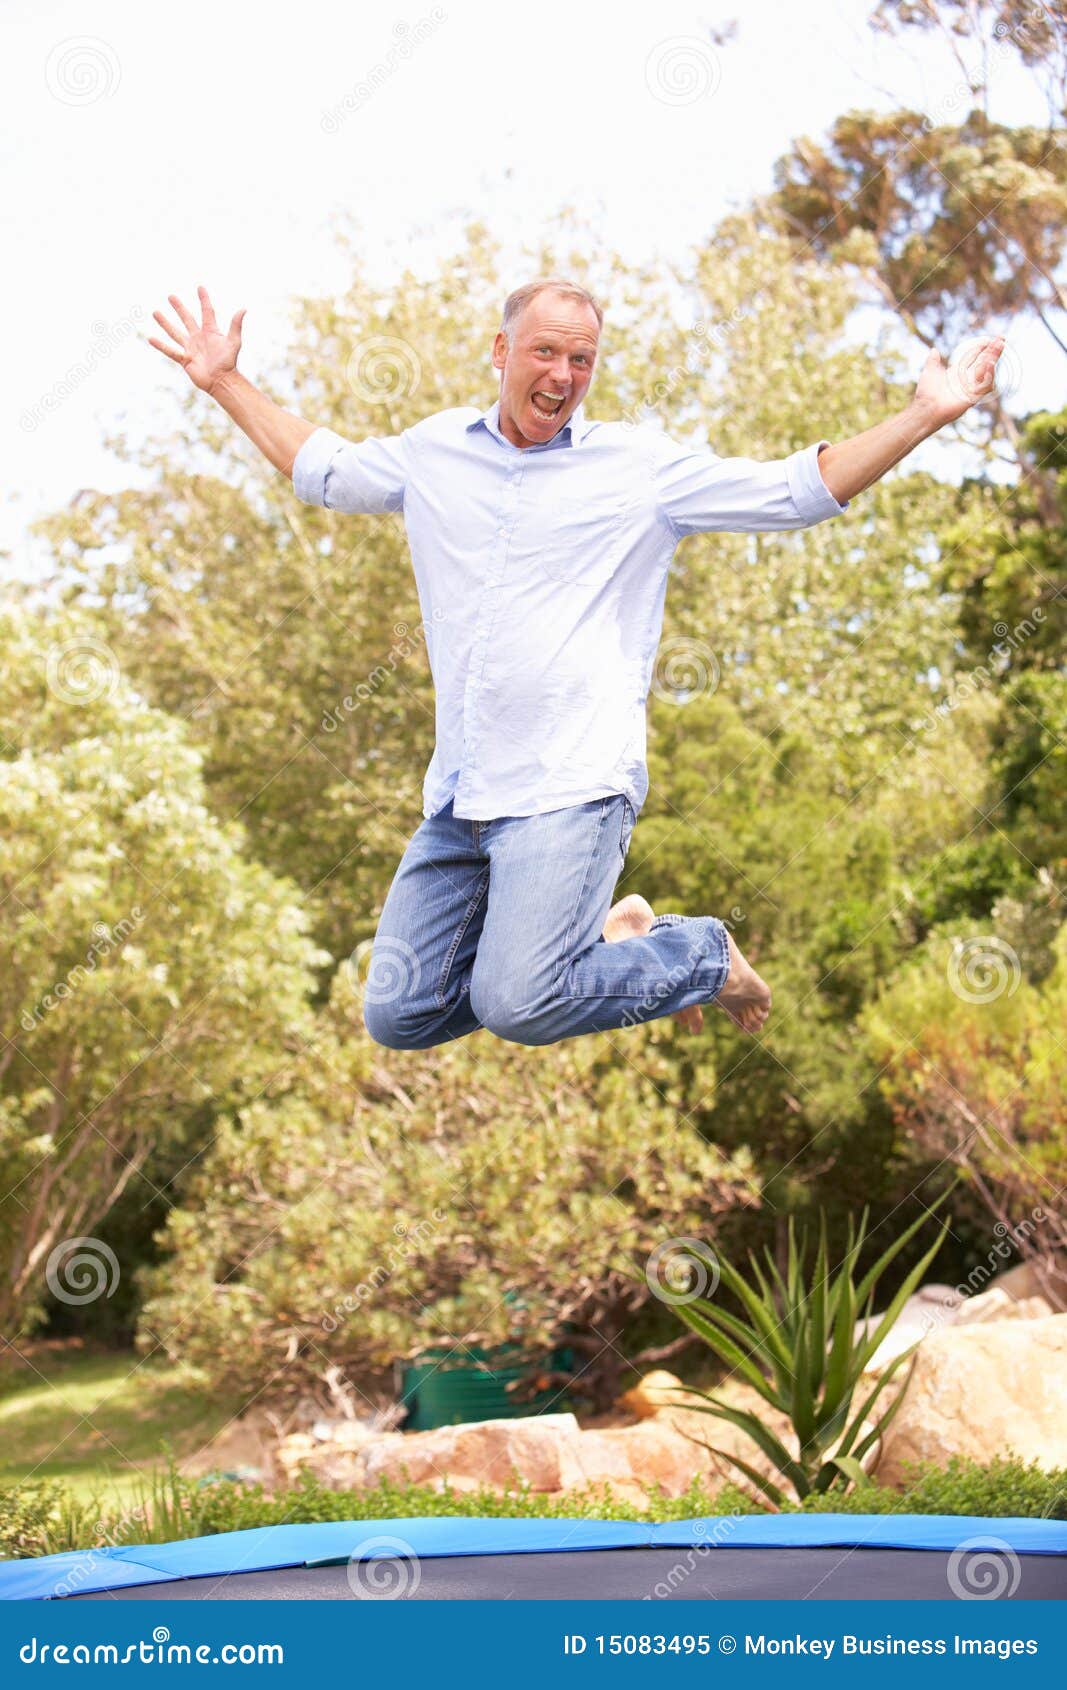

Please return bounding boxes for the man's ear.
[491,330,508,373]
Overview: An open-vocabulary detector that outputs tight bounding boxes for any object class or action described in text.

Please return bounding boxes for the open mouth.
[531,390,566,420]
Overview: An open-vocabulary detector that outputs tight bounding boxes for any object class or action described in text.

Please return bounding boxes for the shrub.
[652,1201,950,1503]
[3,1455,1064,1562]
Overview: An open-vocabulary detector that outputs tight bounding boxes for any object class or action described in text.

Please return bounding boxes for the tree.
[0,599,328,1335]
[763,0,1067,519]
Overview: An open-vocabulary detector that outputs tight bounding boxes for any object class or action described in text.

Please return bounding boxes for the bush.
[3,1455,1064,1562]
[135,966,756,1414]
[657,1202,950,1502]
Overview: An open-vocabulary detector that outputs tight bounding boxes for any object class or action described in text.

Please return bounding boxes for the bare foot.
[602,894,703,1032]
[713,930,772,1034]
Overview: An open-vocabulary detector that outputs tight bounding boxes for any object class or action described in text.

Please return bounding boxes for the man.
[149,280,1003,1049]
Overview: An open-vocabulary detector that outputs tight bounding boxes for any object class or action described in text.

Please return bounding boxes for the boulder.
[953,1288,1054,1326]
[855,1284,964,1372]
[991,1261,1048,1302]
[875,1314,1067,1487]
[617,1369,693,1420]
[858,1283,1055,1374]
[280,1405,729,1501]
[650,1378,880,1487]
[990,1255,1067,1306]
[357,1413,587,1493]
[181,1406,281,1482]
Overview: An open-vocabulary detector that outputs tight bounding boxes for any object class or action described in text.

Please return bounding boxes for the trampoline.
[2,1514,1066,1601]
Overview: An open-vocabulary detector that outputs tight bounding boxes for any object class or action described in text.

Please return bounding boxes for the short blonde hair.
[500,277,604,344]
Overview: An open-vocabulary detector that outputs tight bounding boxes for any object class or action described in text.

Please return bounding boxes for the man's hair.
[499,278,604,344]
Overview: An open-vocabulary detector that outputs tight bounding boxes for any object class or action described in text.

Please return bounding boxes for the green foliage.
[795,1455,1067,1521]
[4,1454,1064,1562]
[653,1202,950,1503]
[860,923,1067,1267]
[8,167,1064,1386]
[0,601,329,1336]
[133,967,757,1412]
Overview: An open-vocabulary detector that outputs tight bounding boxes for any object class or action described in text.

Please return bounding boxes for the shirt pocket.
[532,489,632,586]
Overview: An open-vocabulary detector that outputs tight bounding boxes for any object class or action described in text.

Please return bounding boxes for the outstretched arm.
[148,286,315,478]
[816,336,1006,505]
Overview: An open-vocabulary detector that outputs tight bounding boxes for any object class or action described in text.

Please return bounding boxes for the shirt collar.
[466,397,593,449]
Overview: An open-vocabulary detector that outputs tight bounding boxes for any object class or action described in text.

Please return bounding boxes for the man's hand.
[816,333,1008,505]
[913,335,1006,428]
[148,285,246,395]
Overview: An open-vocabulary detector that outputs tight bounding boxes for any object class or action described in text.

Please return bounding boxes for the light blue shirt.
[292,399,850,821]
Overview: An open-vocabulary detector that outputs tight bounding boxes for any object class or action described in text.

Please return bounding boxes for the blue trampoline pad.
[2,1515,1065,1602]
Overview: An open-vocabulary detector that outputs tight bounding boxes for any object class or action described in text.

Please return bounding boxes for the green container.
[399,1342,574,1431]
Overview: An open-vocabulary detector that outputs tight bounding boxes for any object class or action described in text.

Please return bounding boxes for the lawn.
[0,1339,245,1509]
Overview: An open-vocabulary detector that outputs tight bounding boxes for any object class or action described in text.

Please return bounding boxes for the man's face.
[491,291,600,448]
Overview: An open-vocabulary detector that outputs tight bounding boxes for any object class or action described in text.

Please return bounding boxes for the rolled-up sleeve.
[292,425,413,514]
[652,433,850,538]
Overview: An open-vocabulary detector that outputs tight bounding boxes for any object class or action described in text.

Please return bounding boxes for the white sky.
[3,0,1061,573]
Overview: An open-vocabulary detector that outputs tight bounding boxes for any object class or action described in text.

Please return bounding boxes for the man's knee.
[362,997,435,1050]
[469,981,557,1047]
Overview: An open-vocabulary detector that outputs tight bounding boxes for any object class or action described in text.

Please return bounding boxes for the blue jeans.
[361,794,731,1048]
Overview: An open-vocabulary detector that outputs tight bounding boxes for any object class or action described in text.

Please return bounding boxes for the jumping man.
[149,280,1003,1048]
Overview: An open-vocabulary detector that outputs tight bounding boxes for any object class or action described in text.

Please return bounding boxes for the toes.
[672,1005,704,1033]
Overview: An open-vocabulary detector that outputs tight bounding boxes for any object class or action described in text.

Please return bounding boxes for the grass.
[0,1339,247,1511]
[3,1456,1066,1562]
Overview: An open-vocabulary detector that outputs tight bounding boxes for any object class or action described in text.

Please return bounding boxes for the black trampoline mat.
[69,1547,1067,1602]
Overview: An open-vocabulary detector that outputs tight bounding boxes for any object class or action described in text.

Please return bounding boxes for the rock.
[181,1407,283,1482]
[875,1314,1067,1488]
[954,1287,1055,1325]
[991,1255,1067,1306]
[337,1380,878,1508]
[857,1283,1055,1375]
[992,1261,1048,1302]
[308,1416,386,1450]
[337,1408,720,1502]
[617,1370,693,1420]
[652,1379,880,1491]
[358,1414,583,1494]
[592,1421,717,1495]
[274,1432,320,1483]
[855,1284,964,1372]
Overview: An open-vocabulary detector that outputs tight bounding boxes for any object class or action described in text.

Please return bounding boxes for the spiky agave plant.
[649,1200,950,1505]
